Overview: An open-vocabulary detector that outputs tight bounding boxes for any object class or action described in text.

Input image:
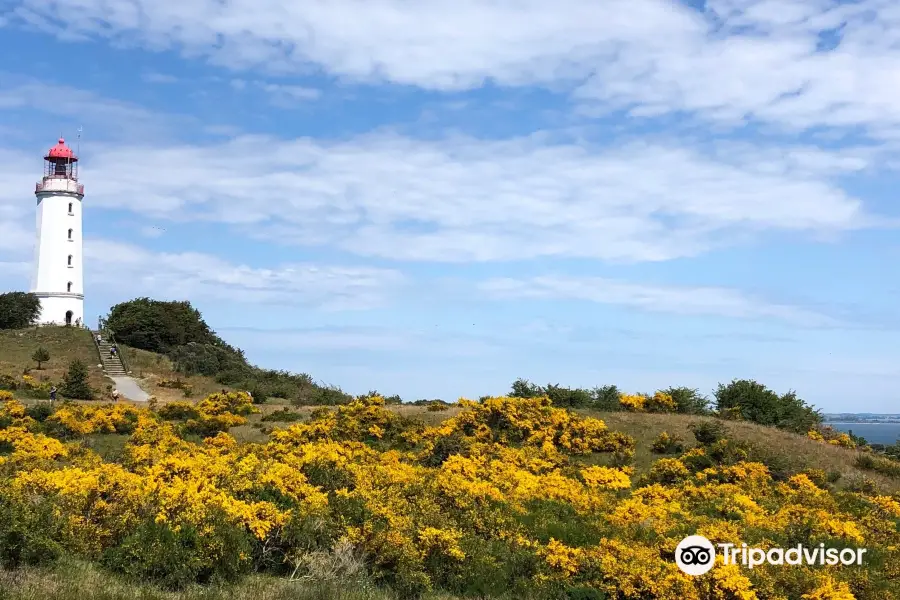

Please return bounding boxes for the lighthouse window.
[68,203,73,214]
[67,228,73,240]
[67,255,72,266]
[67,282,72,292]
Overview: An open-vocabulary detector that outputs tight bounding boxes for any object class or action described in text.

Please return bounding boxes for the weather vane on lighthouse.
[30,135,85,326]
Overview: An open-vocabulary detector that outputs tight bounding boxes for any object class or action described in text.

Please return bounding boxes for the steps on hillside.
[92,330,128,376]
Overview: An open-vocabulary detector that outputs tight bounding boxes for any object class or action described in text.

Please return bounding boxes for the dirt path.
[110,376,150,402]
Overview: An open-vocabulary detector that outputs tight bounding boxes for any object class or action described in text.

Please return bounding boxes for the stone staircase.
[92,330,127,377]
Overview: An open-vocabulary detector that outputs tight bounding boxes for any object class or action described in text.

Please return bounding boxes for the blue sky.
[1,0,900,411]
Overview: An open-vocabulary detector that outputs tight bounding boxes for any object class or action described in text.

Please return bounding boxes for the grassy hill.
[0,326,229,402]
[2,392,900,599]
[1,326,898,494]
[591,410,900,493]
[228,405,900,494]
[0,327,107,392]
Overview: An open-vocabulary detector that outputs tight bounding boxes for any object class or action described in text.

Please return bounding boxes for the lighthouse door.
[65,311,73,326]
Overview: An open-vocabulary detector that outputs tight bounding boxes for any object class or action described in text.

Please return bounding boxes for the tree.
[31,347,50,370]
[168,342,246,377]
[714,379,782,426]
[661,386,711,415]
[105,298,223,354]
[591,385,621,411]
[60,359,93,400]
[714,379,821,433]
[0,292,41,330]
[510,378,542,398]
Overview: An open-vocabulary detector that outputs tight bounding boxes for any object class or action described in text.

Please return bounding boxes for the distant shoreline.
[827,421,900,425]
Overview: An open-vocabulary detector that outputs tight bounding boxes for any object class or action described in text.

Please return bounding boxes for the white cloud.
[221,325,504,359]
[0,76,188,141]
[82,239,406,310]
[0,149,40,254]
[220,326,415,352]
[231,79,321,107]
[479,275,837,327]
[57,132,877,263]
[7,1,900,135]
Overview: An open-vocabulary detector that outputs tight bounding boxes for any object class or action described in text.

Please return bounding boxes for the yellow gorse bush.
[807,426,857,449]
[0,392,898,598]
[619,391,677,413]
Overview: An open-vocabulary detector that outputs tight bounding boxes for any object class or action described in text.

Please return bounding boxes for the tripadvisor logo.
[676,535,716,575]
[675,535,867,576]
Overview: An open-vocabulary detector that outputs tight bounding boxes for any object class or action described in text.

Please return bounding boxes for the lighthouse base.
[34,292,85,327]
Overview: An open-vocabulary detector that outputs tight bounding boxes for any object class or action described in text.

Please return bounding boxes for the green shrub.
[101,515,252,589]
[659,386,710,414]
[24,402,55,422]
[261,408,305,422]
[31,347,50,369]
[689,420,727,445]
[157,402,199,420]
[0,374,19,391]
[170,342,246,377]
[296,384,353,406]
[802,468,828,488]
[509,379,621,411]
[0,292,41,330]
[106,298,223,354]
[430,536,543,599]
[855,454,900,479]
[59,359,93,400]
[423,431,472,468]
[650,431,684,454]
[707,439,749,465]
[591,385,621,411]
[0,495,62,570]
[714,379,821,433]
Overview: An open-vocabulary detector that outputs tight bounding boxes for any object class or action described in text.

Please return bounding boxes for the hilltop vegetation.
[2,292,899,598]
[0,294,357,404]
[0,327,106,398]
[0,292,41,330]
[1,391,899,600]
[105,298,353,405]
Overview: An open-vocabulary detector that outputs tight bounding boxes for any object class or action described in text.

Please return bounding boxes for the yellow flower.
[542,538,583,576]
[619,393,647,412]
[418,527,466,560]
[711,563,758,599]
[581,465,632,490]
[648,458,691,484]
[824,519,865,544]
[801,576,856,600]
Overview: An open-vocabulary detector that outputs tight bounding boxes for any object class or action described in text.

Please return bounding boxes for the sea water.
[825,423,900,445]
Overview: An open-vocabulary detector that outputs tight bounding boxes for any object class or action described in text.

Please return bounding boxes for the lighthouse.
[31,138,85,326]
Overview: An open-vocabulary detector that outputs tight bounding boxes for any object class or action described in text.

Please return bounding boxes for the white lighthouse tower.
[31,138,85,326]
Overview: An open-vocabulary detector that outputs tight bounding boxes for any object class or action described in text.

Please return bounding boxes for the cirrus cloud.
[6,0,900,137]
[82,239,406,310]
[53,133,882,264]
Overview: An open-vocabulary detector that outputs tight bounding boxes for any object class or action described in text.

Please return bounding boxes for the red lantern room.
[44,138,78,180]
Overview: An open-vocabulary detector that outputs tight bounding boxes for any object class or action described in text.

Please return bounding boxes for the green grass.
[0,559,470,600]
[0,327,107,393]
[79,433,130,462]
[587,410,900,493]
[0,326,230,404]
[221,405,900,494]
[115,346,233,403]
[855,453,900,479]
[4,327,896,494]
